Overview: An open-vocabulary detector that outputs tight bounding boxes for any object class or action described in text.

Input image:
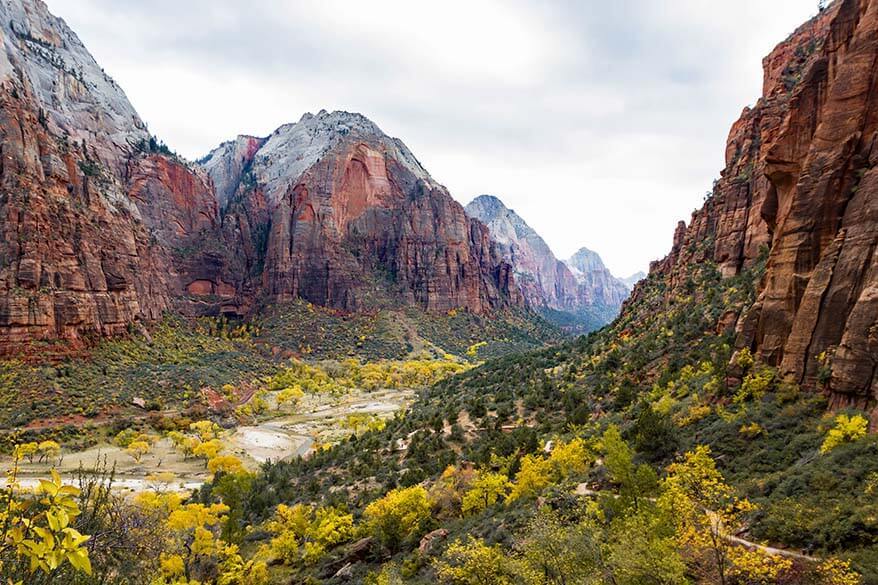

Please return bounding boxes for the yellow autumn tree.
[434,537,523,585]
[659,446,791,585]
[190,420,221,441]
[207,455,244,475]
[166,431,187,452]
[507,454,552,502]
[13,442,38,464]
[276,384,304,410]
[193,439,224,465]
[727,547,792,584]
[0,463,92,580]
[461,471,511,515]
[269,503,354,566]
[816,558,863,585]
[363,485,432,552]
[126,440,151,463]
[820,414,869,454]
[150,501,268,585]
[547,438,591,479]
[36,440,61,464]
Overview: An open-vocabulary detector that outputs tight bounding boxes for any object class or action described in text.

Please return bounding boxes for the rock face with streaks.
[0,0,170,348]
[201,113,520,313]
[465,195,579,310]
[465,195,629,327]
[642,0,877,411]
[199,135,265,209]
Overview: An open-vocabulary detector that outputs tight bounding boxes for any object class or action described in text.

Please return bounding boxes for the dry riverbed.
[7,387,414,494]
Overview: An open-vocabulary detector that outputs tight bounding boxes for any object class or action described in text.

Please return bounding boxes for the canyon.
[0,0,875,410]
[0,1,877,582]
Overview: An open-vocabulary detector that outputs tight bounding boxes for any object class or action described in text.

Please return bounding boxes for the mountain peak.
[202,110,433,207]
[466,195,631,329]
[620,271,646,290]
[192,110,519,315]
[468,194,509,213]
[466,195,544,250]
[279,109,385,138]
[566,247,607,275]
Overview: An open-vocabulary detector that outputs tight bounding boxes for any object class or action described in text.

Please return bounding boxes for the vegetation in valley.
[182,249,874,584]
[0,304,557,450]
[257,301,563,362]
[0,317,273,432]
[537,303,621,335]
[1,244,875,584]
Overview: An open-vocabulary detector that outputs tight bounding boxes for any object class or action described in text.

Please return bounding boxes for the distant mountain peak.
[466,195,631,330]
[566,247,608,276]
[468,194,510,213]
[620,271,646,290]
[465,195,543,247]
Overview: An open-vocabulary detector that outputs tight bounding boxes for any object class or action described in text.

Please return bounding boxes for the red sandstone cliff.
[0,0,521,352]
[0,0,170,347]
[0,0,261,349]
[200,112,520,314]
[644,0,876,411]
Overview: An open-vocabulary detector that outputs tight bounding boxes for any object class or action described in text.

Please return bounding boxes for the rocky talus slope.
[638,0,877,411]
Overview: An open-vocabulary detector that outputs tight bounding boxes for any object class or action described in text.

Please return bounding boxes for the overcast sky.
[46,0,819,277]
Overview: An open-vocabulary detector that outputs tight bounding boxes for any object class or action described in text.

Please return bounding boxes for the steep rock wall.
[642,0,876,411]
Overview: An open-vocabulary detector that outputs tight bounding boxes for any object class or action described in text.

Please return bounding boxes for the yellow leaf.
[67,549,92,575]
[37,479,58,497]
[58,485,79,496]
[46,510,61,532]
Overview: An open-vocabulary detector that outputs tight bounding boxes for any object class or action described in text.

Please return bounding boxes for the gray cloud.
[46,0,820,276]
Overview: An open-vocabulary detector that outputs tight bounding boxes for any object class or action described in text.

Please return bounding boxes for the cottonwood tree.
[363,485,431,552]
[435,537,525,585]
[461,471,511,515]
[516,510,604,585]
[659,446,790,584]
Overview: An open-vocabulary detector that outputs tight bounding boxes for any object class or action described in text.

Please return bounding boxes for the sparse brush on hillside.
[257,301,564,362]
[0,317,275,434]
[179,250,871,584]
[3,237,873,584]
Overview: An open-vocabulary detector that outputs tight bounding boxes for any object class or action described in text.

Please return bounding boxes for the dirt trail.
[575,484,818,562]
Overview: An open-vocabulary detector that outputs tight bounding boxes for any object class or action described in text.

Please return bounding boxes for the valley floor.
[4,386,414,494]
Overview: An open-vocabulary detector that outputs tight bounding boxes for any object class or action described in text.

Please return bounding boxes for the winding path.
[574,484,819,562]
